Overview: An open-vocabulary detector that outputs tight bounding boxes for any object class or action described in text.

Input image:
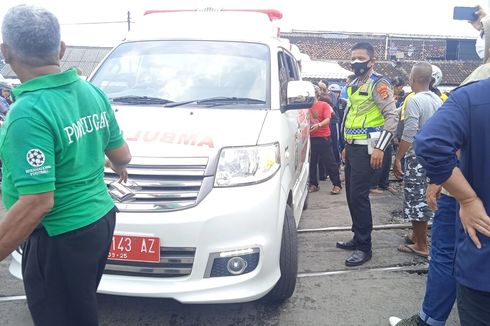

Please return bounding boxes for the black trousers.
[330,121,342,167]
[370,144,393,189]
[319,127,341,178]
[457,284,490,326]
[22,208,116,326]
[345,144,375,252]
[310,137,341,187]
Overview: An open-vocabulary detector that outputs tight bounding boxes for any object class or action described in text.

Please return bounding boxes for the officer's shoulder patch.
[375,82,390,100]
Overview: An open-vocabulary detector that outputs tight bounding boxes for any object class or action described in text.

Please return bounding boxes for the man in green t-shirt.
[0,5,131,326]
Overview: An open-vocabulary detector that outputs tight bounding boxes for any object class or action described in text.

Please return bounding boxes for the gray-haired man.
[0,5,131,325]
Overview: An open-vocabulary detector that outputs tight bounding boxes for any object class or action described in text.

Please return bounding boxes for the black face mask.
[351,60,370,76]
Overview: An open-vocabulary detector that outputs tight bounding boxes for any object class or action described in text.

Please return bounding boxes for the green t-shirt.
[0,69,124,236]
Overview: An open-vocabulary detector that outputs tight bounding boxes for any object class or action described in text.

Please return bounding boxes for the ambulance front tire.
[263,204,298,302]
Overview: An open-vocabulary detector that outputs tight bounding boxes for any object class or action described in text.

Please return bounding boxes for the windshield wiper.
[165,97,266,108]
[110,96,174,105]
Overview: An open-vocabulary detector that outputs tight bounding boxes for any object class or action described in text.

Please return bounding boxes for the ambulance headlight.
[214,143,280,187]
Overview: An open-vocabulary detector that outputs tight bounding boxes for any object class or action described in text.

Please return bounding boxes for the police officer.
[337,42,399,266]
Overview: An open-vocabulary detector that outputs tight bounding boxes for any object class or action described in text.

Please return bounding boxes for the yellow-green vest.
[344,76,385,140]
[400,92,415,121]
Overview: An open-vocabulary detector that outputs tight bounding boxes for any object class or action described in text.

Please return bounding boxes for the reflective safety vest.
[440,92,448,102]
[344,75,385,140]
[400,92,415,121]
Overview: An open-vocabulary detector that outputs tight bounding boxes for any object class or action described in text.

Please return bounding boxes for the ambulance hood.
[115,105,268,157]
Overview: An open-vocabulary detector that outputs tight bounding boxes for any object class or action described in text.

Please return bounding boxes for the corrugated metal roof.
[0,46,112,79]
[0,65,14,78]
[96,49,111,61]
[284,30,476,41]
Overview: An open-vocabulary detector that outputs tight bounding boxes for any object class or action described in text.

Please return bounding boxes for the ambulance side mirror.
[283,81,315,112]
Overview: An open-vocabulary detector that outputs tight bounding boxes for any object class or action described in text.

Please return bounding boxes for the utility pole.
[127,11,131,32]
[384,35,389,60]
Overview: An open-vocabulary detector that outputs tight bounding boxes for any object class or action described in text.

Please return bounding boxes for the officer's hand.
[370,149,384,169]
[459,196,490,249]
[426,184,442,212]
[393,158,404,179]
[341,148,346,162]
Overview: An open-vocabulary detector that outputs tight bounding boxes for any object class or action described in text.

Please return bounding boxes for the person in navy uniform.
[414,78,490,325]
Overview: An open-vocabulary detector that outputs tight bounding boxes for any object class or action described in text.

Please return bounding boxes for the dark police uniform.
[339,72,398,265]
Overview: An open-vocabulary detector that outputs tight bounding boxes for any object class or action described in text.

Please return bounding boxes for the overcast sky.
[0,0,487,46]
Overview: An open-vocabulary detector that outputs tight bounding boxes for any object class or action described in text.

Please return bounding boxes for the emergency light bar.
[144,8,283,21]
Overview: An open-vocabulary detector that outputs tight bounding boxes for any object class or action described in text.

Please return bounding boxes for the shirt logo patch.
[26,149,45,167]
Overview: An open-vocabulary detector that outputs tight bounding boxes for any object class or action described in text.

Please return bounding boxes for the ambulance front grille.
[104,157,209,212]
[105,247,196,278]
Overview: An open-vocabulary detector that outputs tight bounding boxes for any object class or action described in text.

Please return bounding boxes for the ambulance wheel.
[263,204,298,302]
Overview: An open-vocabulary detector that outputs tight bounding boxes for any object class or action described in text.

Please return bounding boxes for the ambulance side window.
[278,50,300,107]
[278,51,289,107]
[284,52,300,81]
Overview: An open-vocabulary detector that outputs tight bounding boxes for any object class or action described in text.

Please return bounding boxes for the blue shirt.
[340,86,348,102]
[414,78,490,292]
[0,96,9,115]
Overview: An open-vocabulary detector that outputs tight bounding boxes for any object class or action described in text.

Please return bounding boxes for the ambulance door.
[278,49,308,214]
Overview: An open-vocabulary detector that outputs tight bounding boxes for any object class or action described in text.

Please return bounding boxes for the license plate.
[108,234,160,263]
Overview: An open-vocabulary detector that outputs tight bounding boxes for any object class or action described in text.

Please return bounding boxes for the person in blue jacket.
[0,82,9,115]
[414,77,490,325]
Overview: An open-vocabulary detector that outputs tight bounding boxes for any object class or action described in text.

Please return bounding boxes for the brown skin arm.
[0,192,54,261]
[370,149,384,169]
[426,183,443,212]
[310,117,331,132]
[370,80,397,170]
[393,139,412,178]
[105,143,132,183]
[442,167,490,249]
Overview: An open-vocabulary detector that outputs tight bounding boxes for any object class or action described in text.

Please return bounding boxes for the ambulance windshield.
[91,40,270,108]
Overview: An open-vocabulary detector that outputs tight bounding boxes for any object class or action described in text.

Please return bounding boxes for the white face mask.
[476,34,485,59]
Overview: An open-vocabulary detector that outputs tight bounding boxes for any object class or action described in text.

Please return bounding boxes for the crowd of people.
[307,5,490,326]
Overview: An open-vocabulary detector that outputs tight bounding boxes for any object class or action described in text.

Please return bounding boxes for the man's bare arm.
[0,192,54,261]
[105,143,131,168]
[392,139,411,178]
[105,143,132,183]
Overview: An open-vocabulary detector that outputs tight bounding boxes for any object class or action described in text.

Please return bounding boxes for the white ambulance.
[10,8,313,303]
